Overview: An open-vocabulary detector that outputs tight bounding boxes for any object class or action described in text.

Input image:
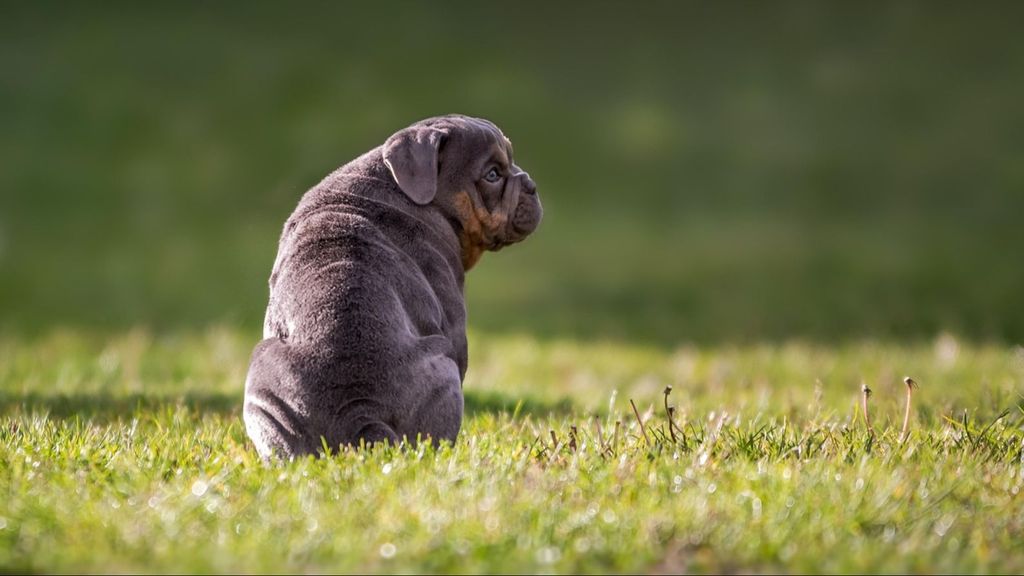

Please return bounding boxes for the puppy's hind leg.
[326,413,401,451]
[353,421,401,448]
[243,338,316,459]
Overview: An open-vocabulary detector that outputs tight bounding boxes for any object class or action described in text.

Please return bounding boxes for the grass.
[3,4,1024,572]
[2,328,1023,573]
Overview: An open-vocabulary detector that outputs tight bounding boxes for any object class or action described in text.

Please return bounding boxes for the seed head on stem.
[663,386,678,443]
[900,376,919,443]
[860,382,874,435]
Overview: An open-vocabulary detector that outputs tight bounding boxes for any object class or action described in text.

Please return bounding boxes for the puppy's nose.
[521,173,537,196]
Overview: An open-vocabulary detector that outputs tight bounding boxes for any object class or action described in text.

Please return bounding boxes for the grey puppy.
[243,115,542,458]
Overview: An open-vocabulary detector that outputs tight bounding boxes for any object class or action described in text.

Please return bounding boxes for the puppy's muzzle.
[509,171,542,239]
[520,173,537,196]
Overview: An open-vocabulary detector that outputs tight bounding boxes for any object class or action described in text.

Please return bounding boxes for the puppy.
[243,115,542,458]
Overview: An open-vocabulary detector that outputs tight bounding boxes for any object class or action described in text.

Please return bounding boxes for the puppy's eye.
[484,168,502,183]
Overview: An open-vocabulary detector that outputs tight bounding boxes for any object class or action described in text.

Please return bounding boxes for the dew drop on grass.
[380,542,397,559]
[574,537,591,553]
[883,525,897,542]
[382,462,393,475]
[536,546,561,565]
[934,515,954,537]
[191,480,209,497]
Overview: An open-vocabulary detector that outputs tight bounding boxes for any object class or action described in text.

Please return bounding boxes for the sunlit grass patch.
[1,328,1023,572]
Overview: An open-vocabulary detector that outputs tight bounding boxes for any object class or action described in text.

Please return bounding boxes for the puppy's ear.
[382,127,448,205]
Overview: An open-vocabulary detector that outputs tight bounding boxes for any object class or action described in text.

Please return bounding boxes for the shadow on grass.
[0,391,241,422]
[0,389,576,421]
[464,390,576,417]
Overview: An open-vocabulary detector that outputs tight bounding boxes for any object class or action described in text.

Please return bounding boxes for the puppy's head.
[383,115,542,270]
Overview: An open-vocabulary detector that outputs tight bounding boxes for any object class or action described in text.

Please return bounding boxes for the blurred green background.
[2,2,1022,344]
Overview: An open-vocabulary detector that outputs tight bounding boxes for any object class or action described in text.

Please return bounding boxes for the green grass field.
[2,329,1022,572]
[3,3,1024,573]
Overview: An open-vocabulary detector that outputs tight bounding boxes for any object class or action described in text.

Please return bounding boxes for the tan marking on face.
[453,190,510,270]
